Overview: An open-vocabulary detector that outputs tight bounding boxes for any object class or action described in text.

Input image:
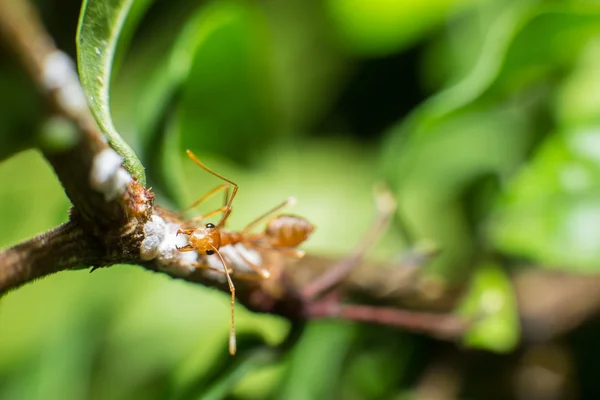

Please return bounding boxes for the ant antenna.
[211,245,237,356]
[186,149,239,228]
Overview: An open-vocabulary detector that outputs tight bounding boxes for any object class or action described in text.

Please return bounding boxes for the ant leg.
[237,251,271,279]
[206,244,270,279]
[302,184,397,300]
[251,242,306,259]
[277,248,305,259]
[186,150,239,228]
[185,185,234,225]
[190,205,231,224]
[191,187,232,225]
[183,183,229,213]
[229,271,271,281]
[221,186,230,228]
[209,247,237,356]
[193,262,234,275]
[242,197,296,235]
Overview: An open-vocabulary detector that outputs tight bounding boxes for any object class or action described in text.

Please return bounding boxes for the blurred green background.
[3,0,600,398]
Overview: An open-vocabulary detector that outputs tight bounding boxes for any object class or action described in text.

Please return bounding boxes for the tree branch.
[0,0,131,227]
[0,220,87,291]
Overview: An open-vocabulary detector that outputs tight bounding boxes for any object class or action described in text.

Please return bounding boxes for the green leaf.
[175,1,277,163]
[326,0,475,56]
[277,322,357,400]
[381,1,600,279]
[489,127,600,272]
[0,69,41,161]
[381,1,535,212]
[340,329,415,399]
[555,38,600,126]
[457,262,520,353]
[386,105,534,280]
[130,0,277,204]
[199,347,278,400]
[76,0,148,185]
[169,332,275,400]
[383,2,600,178]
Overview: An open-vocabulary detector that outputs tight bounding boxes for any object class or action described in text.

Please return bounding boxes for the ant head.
[188,222,221,255]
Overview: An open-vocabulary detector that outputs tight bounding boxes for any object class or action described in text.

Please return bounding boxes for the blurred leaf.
[112,0,156,75]
[262,0,348,131]
[197,347,278,400]
[126,1,216,147]
[111,0,350,203]
[0,150,70,250]
[107,1,202,204]
[0,67,41,161]
[170,332,269,400]
[382,1,532,141]
[457,262,520,353]
[231,361,285,400]
[277,321,357,400]
[111,1,277,203]
[77,0,149,185]
[493,3,600,95]
[382,1,600,280]
[389,105,534,280]
[383,2,600,160]
[489,127,600,271]
[554,38,600,126]
[340,329,415,400]
[326,0,474,56]
[175,1,276,163]
[421,0,515,91]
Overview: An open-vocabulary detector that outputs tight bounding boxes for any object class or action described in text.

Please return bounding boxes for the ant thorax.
[188,223,221,255]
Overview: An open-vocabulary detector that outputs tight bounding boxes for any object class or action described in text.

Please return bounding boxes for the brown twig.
[308,301,468,339]
[0,0,127,227]
[0,220,87,292]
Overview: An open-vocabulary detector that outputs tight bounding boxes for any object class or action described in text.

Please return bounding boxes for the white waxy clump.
[160,222,197,264]
[140,215,198,276]
[205,243,265,277]
[140,215,166,260]
[42,51,88,114]
[90,149,132,201]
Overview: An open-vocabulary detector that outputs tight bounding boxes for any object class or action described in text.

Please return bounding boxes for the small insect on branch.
[176,150,315,355]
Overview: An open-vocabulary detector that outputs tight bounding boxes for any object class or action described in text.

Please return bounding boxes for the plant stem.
[0,220,88,293]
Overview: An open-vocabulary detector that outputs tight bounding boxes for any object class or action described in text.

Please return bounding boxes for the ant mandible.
[176,150,314,355]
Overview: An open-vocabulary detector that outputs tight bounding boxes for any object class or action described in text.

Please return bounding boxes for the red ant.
[176,150,314,355]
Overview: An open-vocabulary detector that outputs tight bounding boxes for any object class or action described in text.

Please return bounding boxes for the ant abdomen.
[265,214,315,248]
